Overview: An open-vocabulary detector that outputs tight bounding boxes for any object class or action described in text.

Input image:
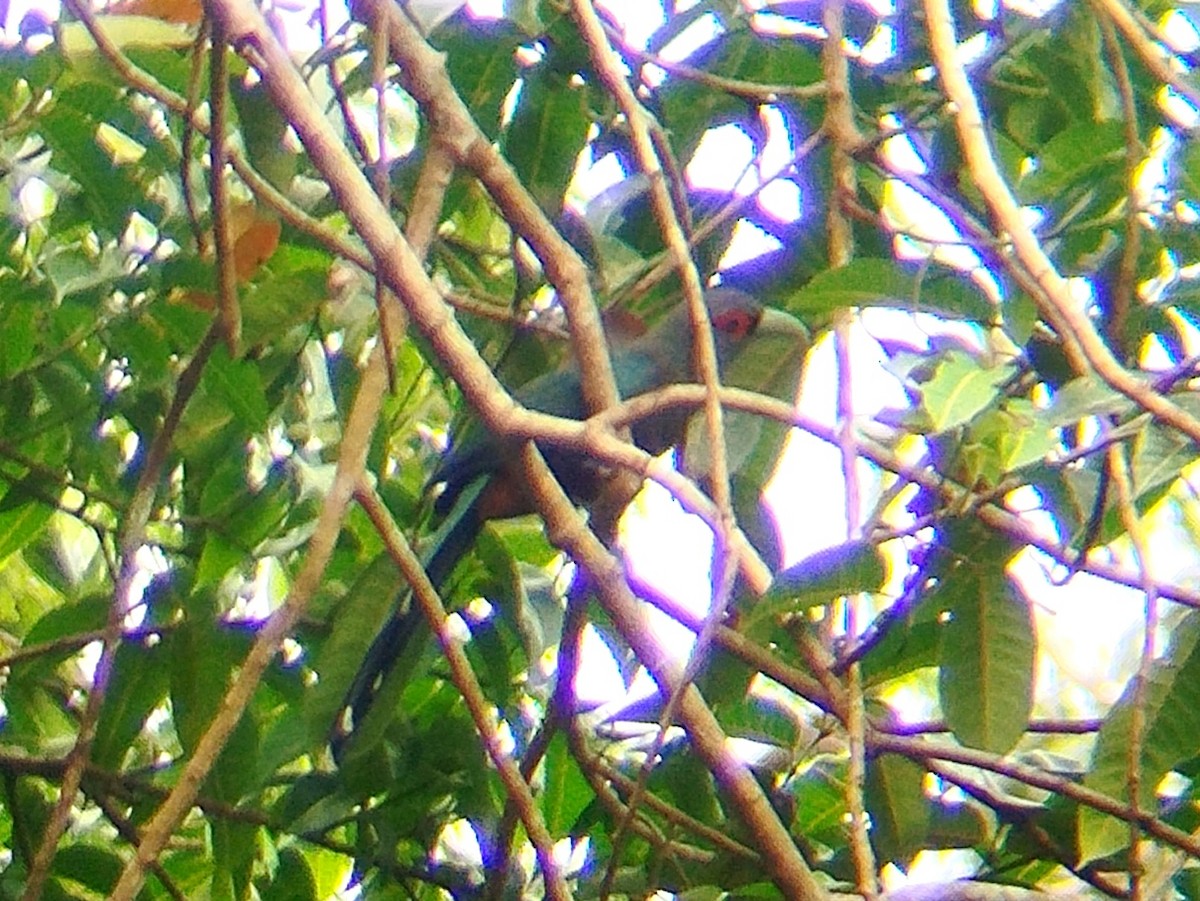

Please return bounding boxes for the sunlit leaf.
[919,351,1015,434]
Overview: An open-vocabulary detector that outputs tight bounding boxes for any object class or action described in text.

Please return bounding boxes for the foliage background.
[3,0,1200,899]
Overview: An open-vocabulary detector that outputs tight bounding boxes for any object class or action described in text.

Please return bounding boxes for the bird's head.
[699,286,809,370]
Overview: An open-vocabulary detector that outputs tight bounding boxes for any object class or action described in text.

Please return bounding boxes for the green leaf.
[659,31,820,164]
[38,84,148,236]
[1022,121,1125,195]
[788,757,849,847]
[1131,416,1199,502]
[543,733,592,836]
[937,564,1035,754]
[168,614,259,801]
[503,69,590,213]
[865,752,930,863]
[961,399,1059,485]
[212,819,258,901]
[1079,610,1200,864]
[196,532,244,589]
[258,845,319,901]
[0,482,54,567]
[860,603,942,688]
[51,844,125,895]
[919,351,1014,434]
[788,259,994,323]
[200,347,270,433]
[18,594,108,666]
[0,287,40,379]
[744,541,887,636]
[1,680,77,754]
[658,750,722,826]
[92,641,168,769]
[239,243,332,347]
[1044,375,1132,426]
[439,19,525,139]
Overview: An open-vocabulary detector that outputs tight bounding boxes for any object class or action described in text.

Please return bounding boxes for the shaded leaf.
[789,259,994,323]
[938,564,1035,754]
[865,753,930,863]
[1079,610,1200,864]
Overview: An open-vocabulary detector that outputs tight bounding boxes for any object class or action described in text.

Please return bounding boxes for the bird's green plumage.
[334,288,802,758]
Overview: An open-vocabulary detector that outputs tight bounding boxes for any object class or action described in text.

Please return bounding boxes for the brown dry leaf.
[232,214,281,283]
[171,205,281,311]
[108,0,203,25]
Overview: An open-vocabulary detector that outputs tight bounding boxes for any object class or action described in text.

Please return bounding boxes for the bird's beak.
[757,307,809,345]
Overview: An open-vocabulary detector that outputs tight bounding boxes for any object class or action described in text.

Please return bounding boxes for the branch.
[570,3,748,886]
[1090,0,1200,112]
[597,381,1200,611]
[922,0,1200,445]
[564,718,725,867]
[350,0,620,419]
[924,761,1130,899]
[520,442,829,899]
[354,486,571,901]
[208,20,241,353]
[873,733,1200,860]
[1096,9,1142,351]
[822,0,862,268]
[834,320,877,896]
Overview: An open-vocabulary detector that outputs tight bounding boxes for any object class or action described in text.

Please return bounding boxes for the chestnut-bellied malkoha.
[335,288,805,753]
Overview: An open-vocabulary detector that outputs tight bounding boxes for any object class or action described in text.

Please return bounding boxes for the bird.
[333,287,805,758]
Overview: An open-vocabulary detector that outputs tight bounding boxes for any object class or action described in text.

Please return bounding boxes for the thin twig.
[208,17,241,353]
[369,19,398,387]
[564,717,721,866]
[181,23,208,256]
[876,717,1104,735]
[836,319,877,899]
[873,732,1200,859]
[0,623,176,670]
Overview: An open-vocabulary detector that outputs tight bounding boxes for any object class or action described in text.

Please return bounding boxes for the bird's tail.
[332,478,486,762]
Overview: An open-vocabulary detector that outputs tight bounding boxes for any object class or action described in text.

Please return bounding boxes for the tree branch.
[354,485,571,901]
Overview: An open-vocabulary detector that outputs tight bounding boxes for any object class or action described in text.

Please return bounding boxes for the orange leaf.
[109,0,203,25]
[232,216,281,283]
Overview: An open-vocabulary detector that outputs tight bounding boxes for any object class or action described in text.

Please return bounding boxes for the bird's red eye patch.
[711,307,757,339]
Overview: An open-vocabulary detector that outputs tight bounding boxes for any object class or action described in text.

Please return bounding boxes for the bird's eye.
[712,308,757,339]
